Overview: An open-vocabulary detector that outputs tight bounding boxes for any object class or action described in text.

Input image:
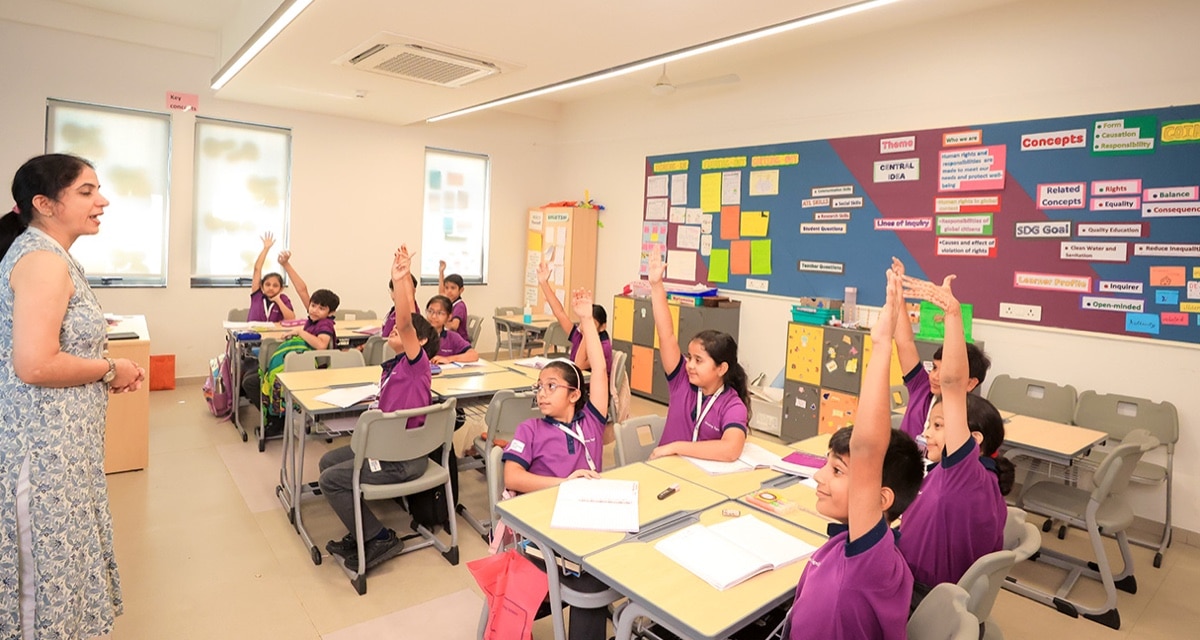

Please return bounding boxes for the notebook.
[655,514,817,591]
[313,383,380,408]
[549,478,639,532]
[680,442,785,475]
[771,451,827,477]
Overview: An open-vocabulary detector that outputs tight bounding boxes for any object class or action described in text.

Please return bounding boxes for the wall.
[0,15,557,377]
[550,0,1200,530]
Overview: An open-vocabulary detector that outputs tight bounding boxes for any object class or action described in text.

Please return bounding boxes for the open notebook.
[549,478,639,533]
[682,443,826,478]
[313,384,380,409]
[655,514,817,591]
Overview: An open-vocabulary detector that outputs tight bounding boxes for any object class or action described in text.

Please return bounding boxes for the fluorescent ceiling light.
[211,0,315,90]
[428,0,905,123]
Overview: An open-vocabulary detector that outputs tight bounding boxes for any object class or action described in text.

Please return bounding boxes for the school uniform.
[450,297,470,342]
[246,289,292,322]
[305,316,337,345]
[381,301,423,338]
[659,360,748,446]
[899,363,933,440]
[899,437,1006,588]
[438,328,472,358]
[788,518,912,640]
[567,326,614,374]
[319,349,432,538]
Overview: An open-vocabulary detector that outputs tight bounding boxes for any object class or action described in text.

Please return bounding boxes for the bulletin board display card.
[642,104,1200,345]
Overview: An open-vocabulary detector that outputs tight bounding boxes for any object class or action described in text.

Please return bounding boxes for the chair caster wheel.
[1154,553,1163,568]
[310,546,322,565]
[1057,526,1067,540]
[1042,519,1053,533]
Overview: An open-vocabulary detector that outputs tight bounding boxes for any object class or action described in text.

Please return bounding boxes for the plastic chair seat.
[360,460,449,501]
[1022,481,1134,531]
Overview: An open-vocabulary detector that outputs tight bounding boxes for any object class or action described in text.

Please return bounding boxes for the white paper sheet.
[670,173,689,205]
[646,174,669,198]
[666,249,697,282]
[676,225,702,250]
[645,198,669,220]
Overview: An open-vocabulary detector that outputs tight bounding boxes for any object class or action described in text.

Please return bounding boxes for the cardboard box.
[748,385,783,436]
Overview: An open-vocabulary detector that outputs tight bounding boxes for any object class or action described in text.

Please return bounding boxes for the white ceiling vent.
[343,41,499,87]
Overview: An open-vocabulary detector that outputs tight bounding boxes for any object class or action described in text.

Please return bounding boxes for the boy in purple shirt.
[536,260,614,373]
[642,247,749,462]
[788,269,923,640]
[320,245,439,571]
[502,290,611,640]
[425,295,479,364]
[898,274,1007,593]
[892,258,991,442]
[277,250,338,349]
[438,260,470,343]
[246,232,294,322]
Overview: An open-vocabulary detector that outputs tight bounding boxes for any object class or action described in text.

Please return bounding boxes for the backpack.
[203,353,234,419]
[406,445,459,530]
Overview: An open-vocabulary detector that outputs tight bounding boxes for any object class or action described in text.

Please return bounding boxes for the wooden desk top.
[584,501,826,640]
[278,366,382,392]
[431,370,538,399]
[233,318,379,339]
[789,434,830,457]
[497,462,725,561]
[1003,413,1107,458]
[738,482,834,536]
[648,437,795,499]
[495,313,555,331]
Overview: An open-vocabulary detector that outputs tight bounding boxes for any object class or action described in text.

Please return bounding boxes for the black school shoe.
[343,529,403,571]
[325,533,357,558]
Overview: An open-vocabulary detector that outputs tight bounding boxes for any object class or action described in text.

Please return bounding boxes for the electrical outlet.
[999,302,1042,322]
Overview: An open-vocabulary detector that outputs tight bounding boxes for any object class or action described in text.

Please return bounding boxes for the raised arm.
[891,257,921,374]
[538,260,574,333]
[437,259,447,296]
[251,231,274,292]
[848,269,902,541]
[390,245,422,360]
[277,250,310,310]
[647,246,681,373]
[572,289,608,416]
[904,273,970,455]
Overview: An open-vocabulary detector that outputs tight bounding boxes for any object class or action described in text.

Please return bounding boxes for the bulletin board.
[642,104,1200,345]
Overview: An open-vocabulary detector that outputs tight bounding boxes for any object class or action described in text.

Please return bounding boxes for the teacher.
[0,154,144,640]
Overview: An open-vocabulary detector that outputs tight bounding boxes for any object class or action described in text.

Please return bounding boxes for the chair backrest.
[486,445,506,531]
[956,549,1017,623]
[258,337,282,370]
[542,323,572,356]
[466,314,483,345]
[1074,390,1179,446]
[283,348,365,372]
[227,308,250,322]
[381,341,397,362]
[482,390,541,450]
[986,374,1077,423]
[1089,428,1158,499]
[1009,522,1042,564]
[495,306,521,317]
[351,398,457,471]
[336,308,377,321]
[361,335,385,366]
[614,415,666,467]
[907,583,979,640]
[889,384,909,411]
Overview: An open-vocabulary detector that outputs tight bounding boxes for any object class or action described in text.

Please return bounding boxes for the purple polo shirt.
[899,437,1006,587]
[377,349,433,429]
[450,298,470,342]
[304,316,337,345]
[502,402,606,480]
[659,360,748,446]
[568,326,614,374]
[438,329,472,357]
[247,289,292,322]
[900,363,933,439]
[382,303,423,337]
[789,518,912,640]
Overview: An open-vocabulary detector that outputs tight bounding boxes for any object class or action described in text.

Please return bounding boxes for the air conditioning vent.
[343,42,499,87]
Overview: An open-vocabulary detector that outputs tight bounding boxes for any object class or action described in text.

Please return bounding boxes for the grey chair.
[986,374,1077,423]
[613,415,666,467]
[335,308,377,321]
[958,550,1017,640]
[283,349,366,437]
[907,583,979,640]
[459,390,541,540]
[609,349,630,423]
[492,306,523,359]
[227,307,250,322]
[360,335,385,366]
[890,384,909,430]
[341,398,459,595]
[542,322,572,357]
[466,314,483,346]
[1012,429,1158,629]
[1073,391,1178,568]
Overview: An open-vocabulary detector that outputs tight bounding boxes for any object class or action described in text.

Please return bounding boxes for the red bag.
[467,549,549,640]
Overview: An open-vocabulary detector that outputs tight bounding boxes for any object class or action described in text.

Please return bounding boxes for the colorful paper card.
[720,205,741,240]
[1149,266,1186,286]
[708,249,730,283]
[740,210,770,237]
[1156,289,1180,305]
[730,240,751,275]
[750,239,772,275]
[700,172,722,213]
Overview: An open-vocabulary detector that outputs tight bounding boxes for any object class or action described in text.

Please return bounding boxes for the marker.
[657,484,680,500]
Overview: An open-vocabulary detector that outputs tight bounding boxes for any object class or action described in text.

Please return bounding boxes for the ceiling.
[55,0,1020,126]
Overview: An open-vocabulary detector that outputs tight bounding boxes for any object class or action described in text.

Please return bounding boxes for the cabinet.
[611,294,740,404]
[524,206,598,314]
[105,315,150,474]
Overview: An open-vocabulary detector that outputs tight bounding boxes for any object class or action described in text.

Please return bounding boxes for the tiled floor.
[103,382,1199,638]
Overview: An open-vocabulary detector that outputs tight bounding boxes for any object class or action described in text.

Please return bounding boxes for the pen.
[657,484,680,500]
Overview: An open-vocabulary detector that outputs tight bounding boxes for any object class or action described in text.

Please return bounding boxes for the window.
[191,117,291,287]
[45,99,171,287]
[420,148,490,285]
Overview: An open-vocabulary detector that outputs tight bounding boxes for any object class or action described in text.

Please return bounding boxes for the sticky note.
[846,359,858,374]
[842,335,852,344]
[1125,312,1160,335]
[1156,289,1180,305]
[1161,312,1189,326]
[826,360,838,372]
[1149,266,1185,287]
[700,172,722,212]
[1193,267,1200,278]
[1182,302,1200,313]
[740,210,770,237]
[708,249,729,283]
[720,205,741,240]
[750,239,772,275]
[730,240,751,275]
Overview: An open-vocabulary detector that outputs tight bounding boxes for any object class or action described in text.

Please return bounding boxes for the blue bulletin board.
[642,104,1200,345]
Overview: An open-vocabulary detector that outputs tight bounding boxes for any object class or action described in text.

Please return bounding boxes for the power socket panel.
[999,302,1042,322]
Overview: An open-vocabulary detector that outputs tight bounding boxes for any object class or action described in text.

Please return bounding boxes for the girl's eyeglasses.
[531,382,575,395]
[425,309,448,317]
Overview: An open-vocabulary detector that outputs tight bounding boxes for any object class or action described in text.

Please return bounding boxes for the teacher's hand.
[109,359,144,393]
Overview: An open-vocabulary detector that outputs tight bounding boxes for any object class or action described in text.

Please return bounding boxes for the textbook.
[513,356,553,370]
[549,478,639,533]
[313,383,380,409]
[680,442,786,475]
[772,451,827,478]
[655,514,817,591]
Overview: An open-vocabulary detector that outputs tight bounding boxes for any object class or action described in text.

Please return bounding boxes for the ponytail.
[0,210,29,261]
[995,457,1015,496]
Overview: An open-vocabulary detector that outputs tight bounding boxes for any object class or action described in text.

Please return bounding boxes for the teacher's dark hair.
[3,154,93,259]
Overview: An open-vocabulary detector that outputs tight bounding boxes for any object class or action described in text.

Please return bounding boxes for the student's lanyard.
[261,297,273,318]
[554,421,596,472]
[692,386,725,442]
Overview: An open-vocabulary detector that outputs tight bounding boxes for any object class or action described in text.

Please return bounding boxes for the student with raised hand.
[438,259,470,342]
[898,273,1007,596]
[787,269,924,640]
[537,259,613,373]
[424,294,479,365]
[891,257,991,442]
[644,246,749,462]
[276,250,338,350]
[380,274,420,338]
[247,231,294,322]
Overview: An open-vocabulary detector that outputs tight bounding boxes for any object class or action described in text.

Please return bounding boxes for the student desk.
[496,462,725,640]
[647,437,796,498]
[737,481,834,537]
[493,313,555,357]
[789,434,830,458]
[1001,413,1108,467]
[585,501,827,640]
